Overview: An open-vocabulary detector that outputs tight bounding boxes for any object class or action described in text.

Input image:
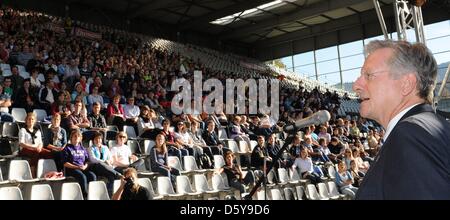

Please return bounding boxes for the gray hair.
[365,40,437,104]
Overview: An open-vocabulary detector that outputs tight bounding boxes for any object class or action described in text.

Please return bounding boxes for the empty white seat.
[193,174,217,193]
[2,69,12,77]
[213,155,225,169]
[157,176,181,196]
[16,65,26,73]
[270,188,284,200]
[295,186,305,200]
[307,184,328,200]
[328,166,336,179]
[11,108,27,123]
[9,160,37,182]
[37,159,59,179]
[184,156,206,172]
[143,140,155,154]
[257,189,269,200]
[33,109,48,122]
[238,141,250,153]
[0,169,8,184]
[137,178,161,200]
[176,175,201,196]
[61,183,84,200]
[88,181,110,200]
[123,125,137,139]
[283,187,296,200]
[318,182,333,200]
[107,140,117,149]
[221,173,231,188]
[0,63,10,71]
[211,174,230,191]
[0,187,23,200]
[227,140,240,153]
[31,184,54,200]
[327,181,345,199]
[19,71,30,79]
[289,168,307,184]
[37,73,45,82]
[277,168,289,185]
[218,128,229,140]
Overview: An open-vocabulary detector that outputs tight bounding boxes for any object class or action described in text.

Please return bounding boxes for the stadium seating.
[88,181,110,200]
[61,183,84,200]
[30,184,54,200]
[0,187,23,200]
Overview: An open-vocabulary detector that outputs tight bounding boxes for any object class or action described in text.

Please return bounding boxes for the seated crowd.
[0,7,384,200]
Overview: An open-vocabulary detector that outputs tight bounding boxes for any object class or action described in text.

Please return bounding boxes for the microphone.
[283,110,331,132]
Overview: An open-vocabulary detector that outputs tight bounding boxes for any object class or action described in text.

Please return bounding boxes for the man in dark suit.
[202,120,228,155]
[353,40,450,199]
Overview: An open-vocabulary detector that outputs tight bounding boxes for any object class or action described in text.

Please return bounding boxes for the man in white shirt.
[123,96,140,133]
[109,132,145,174]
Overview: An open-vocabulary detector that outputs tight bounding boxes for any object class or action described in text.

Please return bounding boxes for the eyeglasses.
[119,136,127,138]
[360,70,390,81]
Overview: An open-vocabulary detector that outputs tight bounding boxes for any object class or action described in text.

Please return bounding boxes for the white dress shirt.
[123,104,140,119]
[383,103,420,142]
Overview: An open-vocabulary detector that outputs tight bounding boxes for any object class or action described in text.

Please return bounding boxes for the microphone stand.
[263,152,267,200]
[244,130,297,200]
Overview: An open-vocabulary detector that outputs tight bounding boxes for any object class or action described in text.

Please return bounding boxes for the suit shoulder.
[391,113,450,171]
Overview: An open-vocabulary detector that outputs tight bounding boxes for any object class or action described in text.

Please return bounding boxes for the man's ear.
[401,73,417,96]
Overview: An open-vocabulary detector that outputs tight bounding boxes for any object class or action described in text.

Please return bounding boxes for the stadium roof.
[5,0,450,61]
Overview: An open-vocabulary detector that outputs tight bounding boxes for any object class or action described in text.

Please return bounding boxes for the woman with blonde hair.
[19,112,53,176]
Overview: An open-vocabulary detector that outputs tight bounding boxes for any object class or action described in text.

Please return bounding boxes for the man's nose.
[353,76,363,93]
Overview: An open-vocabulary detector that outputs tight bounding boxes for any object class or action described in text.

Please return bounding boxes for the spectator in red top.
[107,94,125,131]
[0,41,9,62]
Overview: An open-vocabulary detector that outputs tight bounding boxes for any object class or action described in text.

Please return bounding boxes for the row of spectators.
[0,7,384,199]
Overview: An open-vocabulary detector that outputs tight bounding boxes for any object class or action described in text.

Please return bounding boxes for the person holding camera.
[112,168,150,200]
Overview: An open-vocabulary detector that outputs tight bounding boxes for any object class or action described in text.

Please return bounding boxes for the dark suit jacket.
[356,104,450,199]
[202,130,224,147]
[251,145,270,169]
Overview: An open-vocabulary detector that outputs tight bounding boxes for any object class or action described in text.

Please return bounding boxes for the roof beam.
[219,0,368,40]
[128,0,181,19]
[254,3,395,49]
[178,0,274,30]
